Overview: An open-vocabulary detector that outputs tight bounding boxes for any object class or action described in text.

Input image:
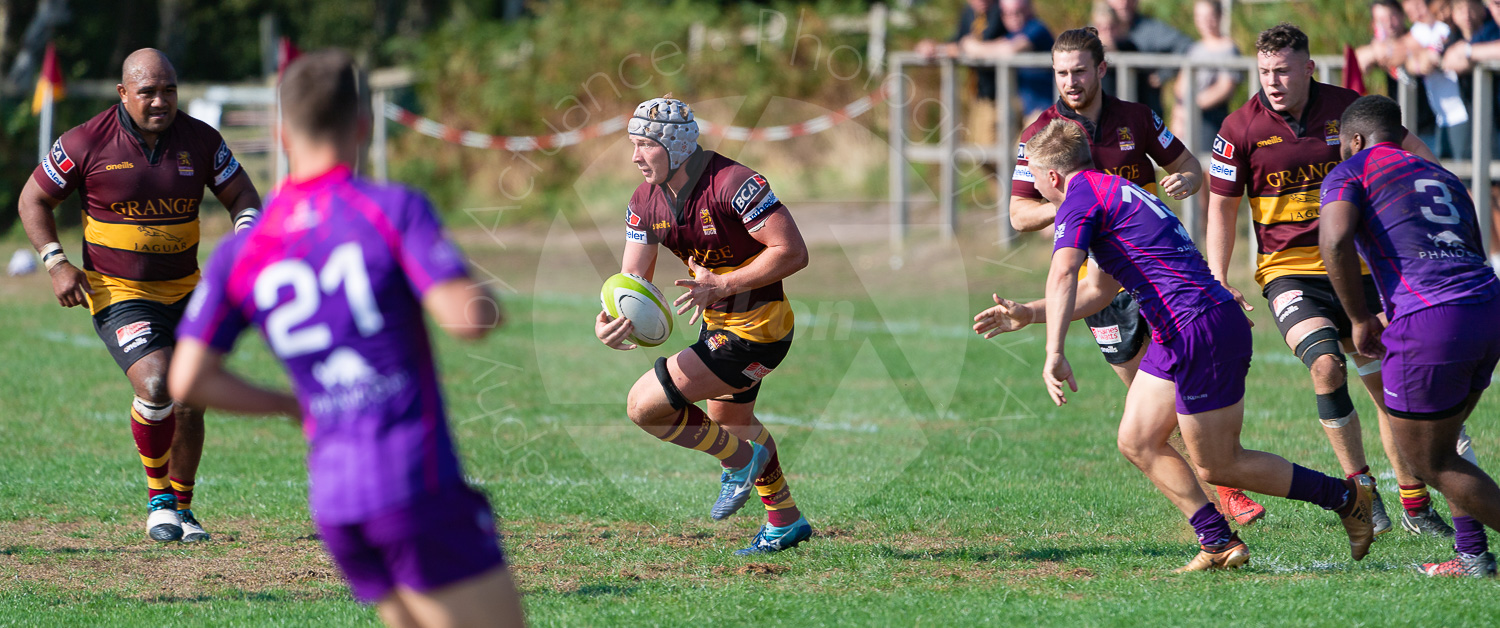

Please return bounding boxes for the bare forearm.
[1205,195,1240,281]
[1197,78,1237,110]
[1010,196,1058,232]
[1044,269,1078,355]
[18,182,64,252]
[1324,242,1372,323]
[723,244,807,294]
[175,369,299,417]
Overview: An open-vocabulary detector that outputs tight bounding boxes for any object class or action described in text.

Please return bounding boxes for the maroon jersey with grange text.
[30,105,246,313]
[1013,94,1186,199]
[625,148,792,343]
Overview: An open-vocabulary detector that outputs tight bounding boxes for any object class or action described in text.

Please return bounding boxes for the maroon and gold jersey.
[625,148,791,344]
[31,105,246,313]
[1012,94,1187,198]
[1209,81,1403,286]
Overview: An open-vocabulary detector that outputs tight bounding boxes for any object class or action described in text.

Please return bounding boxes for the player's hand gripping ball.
[600,273,674,347]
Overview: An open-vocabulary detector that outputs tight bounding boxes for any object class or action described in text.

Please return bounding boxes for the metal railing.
[888,51,1499,264]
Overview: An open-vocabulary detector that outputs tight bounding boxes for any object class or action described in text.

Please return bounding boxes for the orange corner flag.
[31,42,66,115]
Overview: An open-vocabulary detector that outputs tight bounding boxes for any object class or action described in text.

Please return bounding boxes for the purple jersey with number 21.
[178,165,472,524]
[1052,170,1233,342]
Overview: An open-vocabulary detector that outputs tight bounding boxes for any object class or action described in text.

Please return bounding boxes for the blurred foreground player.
[594,96,812,554]
[17,48,262,543]
[1320,95,1500,578]
[169,50,525,625]
[1016,119,1376,572]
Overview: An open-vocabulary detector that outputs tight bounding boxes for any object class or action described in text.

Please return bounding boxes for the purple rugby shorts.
[1139,300,1253,415]
[1381,298,1500,419]
[317,485,507,603]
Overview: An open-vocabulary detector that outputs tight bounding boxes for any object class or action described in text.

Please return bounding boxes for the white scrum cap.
[628,97,699,171]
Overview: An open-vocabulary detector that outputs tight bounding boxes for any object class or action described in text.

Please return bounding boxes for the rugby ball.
[600,273,674,347]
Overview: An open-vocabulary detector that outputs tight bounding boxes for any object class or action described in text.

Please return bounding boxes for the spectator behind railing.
[1173,0,1241,215]
[957,0,1055,126]
[1172,0,1241,154]
[916,1,1006,150]
[1106,0,1195,115]
[1441,0,1500,267]
[1403,0,1473,158]
[1091,0,1137,103]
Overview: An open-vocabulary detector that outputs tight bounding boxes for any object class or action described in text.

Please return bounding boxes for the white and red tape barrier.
[384,84,888,151]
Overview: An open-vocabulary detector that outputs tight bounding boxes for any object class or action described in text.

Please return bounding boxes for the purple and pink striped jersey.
[1320,143,1499,320]
[1052,170,1233,342]
[178,165,472,524]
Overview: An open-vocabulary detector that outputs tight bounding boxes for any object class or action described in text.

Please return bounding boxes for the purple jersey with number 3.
[1320,143,1499,320]
[1053,170,1233,342]
[178,165,472,524]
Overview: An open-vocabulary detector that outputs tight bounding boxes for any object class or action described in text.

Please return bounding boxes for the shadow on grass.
[564,583,640,597]
[873,544,1181,563]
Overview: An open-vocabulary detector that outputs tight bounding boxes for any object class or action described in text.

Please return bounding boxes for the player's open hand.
[1350,316,1387,360]
[595,310,637,351]
[1042,353,1077,406]
[1220,281,1255,326]
[973,294,1033,338]
[673,257,727,326]
[1160,172,1194,200]
[48,261,93,308]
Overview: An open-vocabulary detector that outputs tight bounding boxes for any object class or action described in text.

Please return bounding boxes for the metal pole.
[940,57,957,242]
[996,61,1016,249]
[373,88,389,182]
[1398,70,1418,132]
[1473,66,1494,259]
[38,82,52,164]
[1116,61,1133,101]
[1180,57,1202,243]
[888,57,908,251]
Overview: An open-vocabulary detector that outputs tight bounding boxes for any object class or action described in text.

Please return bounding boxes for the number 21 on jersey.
[254,242,385,358]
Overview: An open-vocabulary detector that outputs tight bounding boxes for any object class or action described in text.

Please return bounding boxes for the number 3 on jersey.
[255,242,385,358]
[1415,178,1461,225]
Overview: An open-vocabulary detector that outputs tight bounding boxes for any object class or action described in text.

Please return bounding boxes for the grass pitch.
[1,210,1497,626]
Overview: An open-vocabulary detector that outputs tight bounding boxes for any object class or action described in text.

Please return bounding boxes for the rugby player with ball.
[594,96,813,554]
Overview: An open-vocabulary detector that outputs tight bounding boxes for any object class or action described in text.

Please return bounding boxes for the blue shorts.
[317,485,507,603]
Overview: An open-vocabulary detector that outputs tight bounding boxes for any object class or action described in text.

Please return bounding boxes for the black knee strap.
[1294,326,1344,370]
[1316,383,1356,427]
[655,357,689,411]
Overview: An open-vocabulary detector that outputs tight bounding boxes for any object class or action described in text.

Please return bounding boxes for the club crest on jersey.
[1212,135,1234,160]
[706,332,729,351]
[1117,127,1135,151]
[51,139,74,173]
[732,174,768,214]
[116,321,151,347]
[177,151,194,176]
[1324,120,1340,146]
[742,362,773,382]
[700,206,717,235]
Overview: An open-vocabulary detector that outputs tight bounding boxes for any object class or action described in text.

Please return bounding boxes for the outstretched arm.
[974,261,1122,337]
[168,339,301,418]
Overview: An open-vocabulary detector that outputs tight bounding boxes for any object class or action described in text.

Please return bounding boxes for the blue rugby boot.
[711,441,770,520]
[734,516,813,556]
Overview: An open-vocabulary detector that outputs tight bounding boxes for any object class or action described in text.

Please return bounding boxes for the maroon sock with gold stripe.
[753,431,802,526]
[130,402,176,499]
[654,405,753,469]
[171,477,194,510]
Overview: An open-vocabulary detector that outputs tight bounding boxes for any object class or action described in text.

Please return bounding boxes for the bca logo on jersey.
[214,141,233,170]
[51,139,75,173]
[732,175,768,214]
[1212,135,1234,160]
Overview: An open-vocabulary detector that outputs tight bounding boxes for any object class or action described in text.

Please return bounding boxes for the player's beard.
[1063,83,1099,113]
